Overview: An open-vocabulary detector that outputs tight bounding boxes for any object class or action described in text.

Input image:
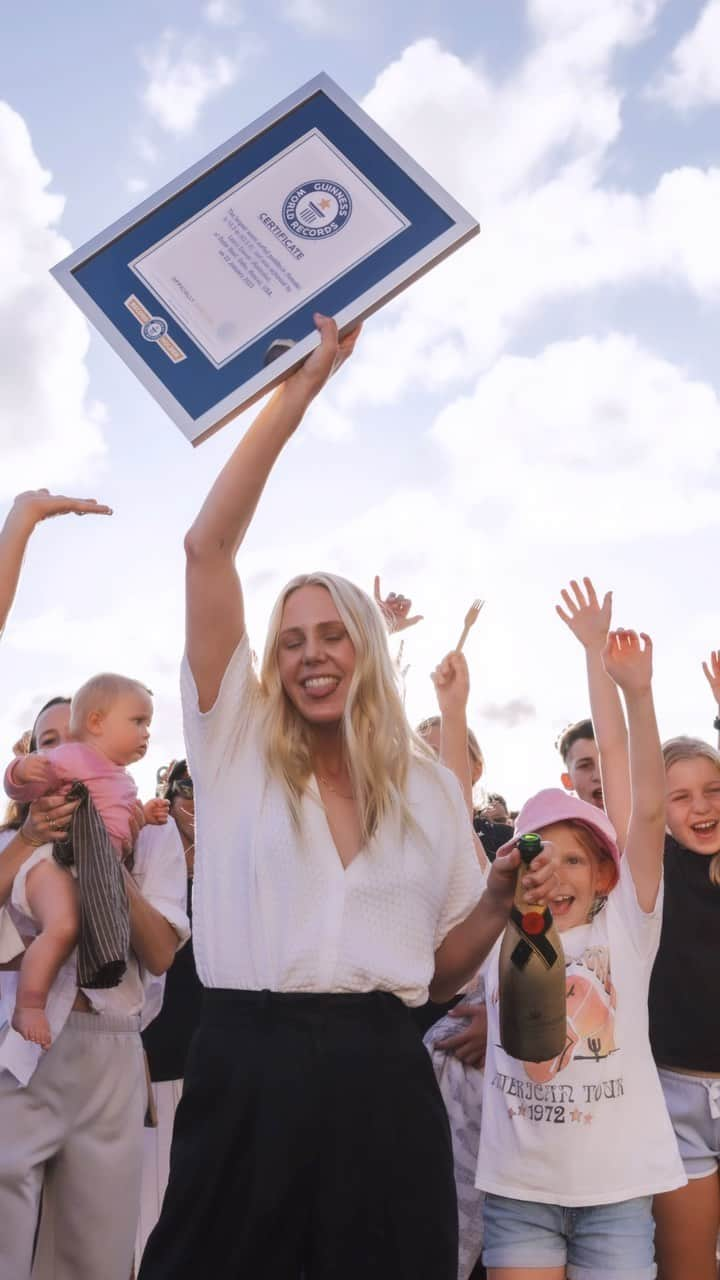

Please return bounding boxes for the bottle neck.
[514,854,545,911]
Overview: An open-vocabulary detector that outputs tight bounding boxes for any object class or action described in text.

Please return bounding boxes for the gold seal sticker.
[124,295,186,363]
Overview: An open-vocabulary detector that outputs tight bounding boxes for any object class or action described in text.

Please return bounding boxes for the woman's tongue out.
[302,675,339,700]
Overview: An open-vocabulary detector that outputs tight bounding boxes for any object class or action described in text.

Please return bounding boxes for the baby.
[3,672,167,1048]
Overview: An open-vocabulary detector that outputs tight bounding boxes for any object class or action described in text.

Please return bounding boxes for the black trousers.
[138,989,458,1279]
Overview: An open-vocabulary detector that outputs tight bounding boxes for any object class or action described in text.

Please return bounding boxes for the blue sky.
[2,0,720,805]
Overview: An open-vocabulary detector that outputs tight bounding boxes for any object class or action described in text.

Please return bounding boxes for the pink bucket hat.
[513,788,621,873]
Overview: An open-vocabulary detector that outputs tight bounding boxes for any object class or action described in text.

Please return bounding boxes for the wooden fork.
[456,598,485,652]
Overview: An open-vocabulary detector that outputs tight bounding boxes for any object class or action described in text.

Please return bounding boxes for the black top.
[142,880,203,1082]
[649,835,720,1072]
[473,815,514,861]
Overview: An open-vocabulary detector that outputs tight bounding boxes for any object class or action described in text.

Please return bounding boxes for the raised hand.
[431,650,470,717]
[284,314,361,402]
[12,489,112,525]
[555,577,612,652]
[373,576,423,634]
[702,650,720,705]
[602,629,653,693]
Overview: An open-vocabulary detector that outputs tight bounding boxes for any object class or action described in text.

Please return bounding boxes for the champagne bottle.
[499,833,567,1062]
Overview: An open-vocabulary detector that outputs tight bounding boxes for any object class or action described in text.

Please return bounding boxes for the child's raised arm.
[556,577,631,846]
[431,650,488,870]
[4,753,56,802]
[0,490,111,639]
[602,629,664,912]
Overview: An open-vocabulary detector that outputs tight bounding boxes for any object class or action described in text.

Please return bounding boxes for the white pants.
[135,1078,183,1271]
[0,1010,144,1280]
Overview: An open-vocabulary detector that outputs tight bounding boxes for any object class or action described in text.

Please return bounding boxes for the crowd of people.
[0,316,718,1280]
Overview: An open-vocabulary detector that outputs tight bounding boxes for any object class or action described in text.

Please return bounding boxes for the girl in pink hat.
[478,627,685,1280]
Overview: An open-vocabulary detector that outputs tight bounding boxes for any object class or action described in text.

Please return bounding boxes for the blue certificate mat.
[52,74,479,445]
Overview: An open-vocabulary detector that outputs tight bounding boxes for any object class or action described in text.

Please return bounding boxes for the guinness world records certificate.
[53,75,479,445]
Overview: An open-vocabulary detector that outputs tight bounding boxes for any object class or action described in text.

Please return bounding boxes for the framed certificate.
[52,73,479,445]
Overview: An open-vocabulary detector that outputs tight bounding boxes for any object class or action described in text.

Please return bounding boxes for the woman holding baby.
[0,556,190,1280]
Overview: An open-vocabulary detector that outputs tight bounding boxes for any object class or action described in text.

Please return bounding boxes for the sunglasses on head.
[170,778,194,798]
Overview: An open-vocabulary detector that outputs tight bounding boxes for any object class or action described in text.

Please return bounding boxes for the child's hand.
[436,1002,488,1067]
[14,754,54,788]
[555,577,611,653]
[602,629,653,693]
[373,576,423,634]
[142,797,170,826]
[702,650,720,706]
[431,651,470,717]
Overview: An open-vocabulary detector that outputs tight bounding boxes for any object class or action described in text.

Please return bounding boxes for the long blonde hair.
[259,572,430,844]
[663,736,720,886]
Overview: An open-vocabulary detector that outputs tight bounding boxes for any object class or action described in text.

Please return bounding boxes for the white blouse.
[182,635,485,1003]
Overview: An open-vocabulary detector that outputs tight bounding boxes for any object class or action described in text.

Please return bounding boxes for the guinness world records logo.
[282,180,352,240]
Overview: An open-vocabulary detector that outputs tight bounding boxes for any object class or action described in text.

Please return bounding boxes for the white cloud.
[305,397,354,442]
[432,333,720,542]
[336,17,720,416]
[481,699,537,728]
[126,176,149,194]
[652,0,720,109]
[134,136,158,166]
[204,0,244,25]
[0,102,106,500]
[282,0,348,34]
[527,0,662,43]
[139,29,255,134]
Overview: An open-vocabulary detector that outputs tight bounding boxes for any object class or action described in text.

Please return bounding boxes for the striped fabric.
[53,781,130,988]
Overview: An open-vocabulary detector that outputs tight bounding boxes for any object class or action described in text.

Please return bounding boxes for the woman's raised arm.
[0,490,111,639]
[184,316,360,711]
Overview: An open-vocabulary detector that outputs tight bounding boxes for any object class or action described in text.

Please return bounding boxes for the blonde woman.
[138,317,558,1280]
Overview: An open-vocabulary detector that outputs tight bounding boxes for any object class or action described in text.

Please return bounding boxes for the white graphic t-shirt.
[476,859,686,1206]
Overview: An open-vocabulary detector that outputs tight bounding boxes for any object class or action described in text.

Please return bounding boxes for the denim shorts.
[658,1067,720,1180]
[483,1192,656,1279]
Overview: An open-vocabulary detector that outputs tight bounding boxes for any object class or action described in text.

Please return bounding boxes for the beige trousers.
[134,1078,183,1271]
[0,1010,144,1280]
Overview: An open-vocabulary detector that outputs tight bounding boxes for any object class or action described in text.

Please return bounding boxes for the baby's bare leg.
[12,859,79,1049]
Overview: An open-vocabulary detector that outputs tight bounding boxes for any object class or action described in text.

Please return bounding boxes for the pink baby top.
[5,742,137,850]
